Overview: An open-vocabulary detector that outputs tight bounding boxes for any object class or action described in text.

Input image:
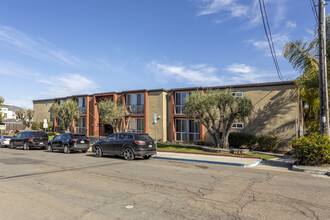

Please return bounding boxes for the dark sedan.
[92,133,156,160]
[47,133,90,154]
[10,131,48,150]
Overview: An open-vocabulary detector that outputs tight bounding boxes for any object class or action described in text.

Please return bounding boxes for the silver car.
[0,135,14,147]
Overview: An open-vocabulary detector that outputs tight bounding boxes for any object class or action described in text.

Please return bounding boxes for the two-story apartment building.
[33,81,299,149]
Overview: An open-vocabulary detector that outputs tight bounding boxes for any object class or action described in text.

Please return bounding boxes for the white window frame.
[175,118,200,142]
[175,92,191,114]
[126,94,144,114]
[232,92,243,97]
[127,118,144,133]
[232,123,244,129]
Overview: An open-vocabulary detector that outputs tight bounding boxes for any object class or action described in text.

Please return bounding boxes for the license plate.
[149,145,152,148]
[81,141,85,143]
[40,142,43,145]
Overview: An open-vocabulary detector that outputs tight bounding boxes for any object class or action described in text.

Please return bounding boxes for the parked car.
[47,133,90,154]
[92,132,156,160]
[10,131,48,150]
[0,135,14,147]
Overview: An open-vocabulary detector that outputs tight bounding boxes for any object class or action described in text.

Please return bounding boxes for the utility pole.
[318,0,330,135]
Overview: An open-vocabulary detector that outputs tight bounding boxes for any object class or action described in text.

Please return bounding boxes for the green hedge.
[291,133,330,166]
[229,132,257,149]
[257,135,280,152]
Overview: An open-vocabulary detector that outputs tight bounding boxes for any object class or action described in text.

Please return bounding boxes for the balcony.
[127,104,144,114]
[79,107,87,114]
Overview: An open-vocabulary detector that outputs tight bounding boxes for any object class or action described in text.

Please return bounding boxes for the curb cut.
[292,165,330,176]
[154,156,262,168]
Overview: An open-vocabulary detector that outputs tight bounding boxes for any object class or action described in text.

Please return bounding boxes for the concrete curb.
[154,156,262,168]
[292,165,330,176]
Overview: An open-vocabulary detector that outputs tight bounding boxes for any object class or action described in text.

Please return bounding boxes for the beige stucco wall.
[148,91,167,142]
[33,100,55,123]
[203,84,298,149]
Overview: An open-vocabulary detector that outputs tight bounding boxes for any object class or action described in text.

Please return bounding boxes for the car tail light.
[29,137,34,141]
[135,140,146,145]
[86,138,90,141]
[71,138,78,141]
[3,139,7,141]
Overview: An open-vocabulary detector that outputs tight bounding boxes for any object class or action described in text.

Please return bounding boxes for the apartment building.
[33,81,299,148]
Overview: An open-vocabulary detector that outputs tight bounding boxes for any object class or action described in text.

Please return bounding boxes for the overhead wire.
[258,0,284,81]
[310,0,318,23]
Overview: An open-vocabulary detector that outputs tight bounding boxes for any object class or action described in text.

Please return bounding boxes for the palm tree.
[284,17,330,132]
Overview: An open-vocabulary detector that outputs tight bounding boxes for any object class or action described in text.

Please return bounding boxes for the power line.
[310,0,318,23]
[258,0,283,81]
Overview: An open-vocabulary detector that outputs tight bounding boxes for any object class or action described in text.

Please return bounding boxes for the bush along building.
[33,81,300,151]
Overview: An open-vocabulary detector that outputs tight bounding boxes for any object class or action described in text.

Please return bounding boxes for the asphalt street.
[0,148,329,220]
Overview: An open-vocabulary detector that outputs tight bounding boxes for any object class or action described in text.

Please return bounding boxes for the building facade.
[33,81,299,149]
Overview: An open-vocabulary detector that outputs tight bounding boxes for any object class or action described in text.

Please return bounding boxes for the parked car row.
[1,131,157,160]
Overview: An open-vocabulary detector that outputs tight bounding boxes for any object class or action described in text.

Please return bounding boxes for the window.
[45,102,48,106]
[127,118,144,133]
[107,134,117,141]
[76,118,86,134]
[175,119,200,142]
[127,94,144,114]
[76,97,86,114]
[118,133,128,140]
[4,113,7,118]
[232,123,244,129]
[232,92,243,97]
[175,92,191,114]
[57,100,63,105]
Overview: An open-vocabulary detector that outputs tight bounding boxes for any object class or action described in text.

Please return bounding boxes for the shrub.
[31,121,39,130]
[291,133,330,166]
[257,135,280,152]
[196,140,205,145]
[228,132,257,149]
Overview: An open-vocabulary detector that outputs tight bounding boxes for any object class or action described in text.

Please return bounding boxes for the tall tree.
[0,96,4,123]
[16,109,34,129]
[54,100,79,132]
[97,99,127,133]
[184,90,253,148]
[284,16,330,132]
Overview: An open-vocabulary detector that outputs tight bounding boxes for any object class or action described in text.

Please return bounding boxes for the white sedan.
[0,135,14,147]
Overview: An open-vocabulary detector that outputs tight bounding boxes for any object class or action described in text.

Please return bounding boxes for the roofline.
[32,81,295,102]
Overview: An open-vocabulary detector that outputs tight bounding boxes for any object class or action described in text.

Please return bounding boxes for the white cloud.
[148,61,223,85]
[286,21,296,28]
[0,60,41,77]
[225,63,255,73]
[38,73,98,97]
[196,0,249,17]
[0,26,82,67]
[246,33,289,56]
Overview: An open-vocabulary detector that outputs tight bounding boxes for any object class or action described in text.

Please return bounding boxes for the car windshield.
[134,134,152,141]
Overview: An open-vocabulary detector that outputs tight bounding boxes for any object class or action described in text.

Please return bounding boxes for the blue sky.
[0,0,318,108]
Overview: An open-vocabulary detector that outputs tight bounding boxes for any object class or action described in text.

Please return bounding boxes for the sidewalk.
[155,151,262,167]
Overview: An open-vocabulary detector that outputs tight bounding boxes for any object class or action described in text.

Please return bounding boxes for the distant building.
[0,104,25,132]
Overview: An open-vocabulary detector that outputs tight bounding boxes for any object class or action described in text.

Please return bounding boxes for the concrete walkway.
[155,152,262,167]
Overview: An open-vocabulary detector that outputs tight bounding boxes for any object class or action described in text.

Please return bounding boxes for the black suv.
[10,131,48,150]
[48,133,90,154]
[92,132,156,160]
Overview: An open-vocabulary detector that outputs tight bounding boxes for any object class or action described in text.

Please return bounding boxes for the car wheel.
[143,155,151,159]
[123,148,135,161]
[47,144,53,152]
[94,146,103,157]
[10,142,14,149]
[23,142,30,150]
[64,145,70,154]
[81,150,87,153]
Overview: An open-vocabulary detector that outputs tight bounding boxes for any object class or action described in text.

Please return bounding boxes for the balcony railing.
[127,104,144,114]
[75,127,87,135]
[79,107,87,114]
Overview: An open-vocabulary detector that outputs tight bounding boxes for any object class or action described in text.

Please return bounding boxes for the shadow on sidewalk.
[261,155,295,170]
